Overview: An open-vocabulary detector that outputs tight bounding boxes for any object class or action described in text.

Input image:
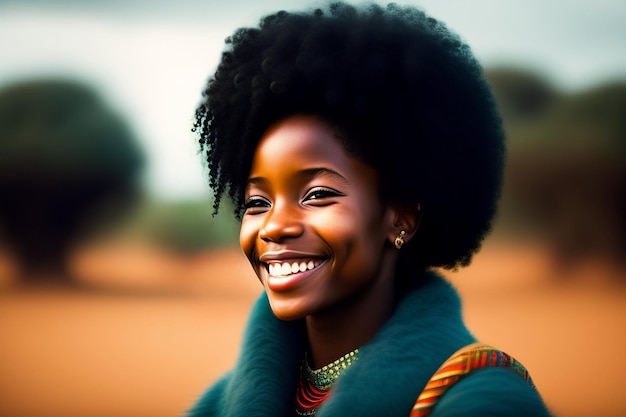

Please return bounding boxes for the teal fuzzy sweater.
[188,272,551,417]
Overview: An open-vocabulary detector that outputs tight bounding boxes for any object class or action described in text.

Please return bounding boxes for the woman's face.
[240,115,399,321]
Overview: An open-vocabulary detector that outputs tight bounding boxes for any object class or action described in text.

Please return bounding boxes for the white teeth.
[268,260,322,277]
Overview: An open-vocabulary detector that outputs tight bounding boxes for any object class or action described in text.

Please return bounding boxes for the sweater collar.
[220,271,475,417]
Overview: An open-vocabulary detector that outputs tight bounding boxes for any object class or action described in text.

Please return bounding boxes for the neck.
[305,260,397,369]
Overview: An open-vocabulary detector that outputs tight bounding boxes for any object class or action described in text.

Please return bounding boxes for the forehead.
[248,115,378,187]
[252,116,347,167]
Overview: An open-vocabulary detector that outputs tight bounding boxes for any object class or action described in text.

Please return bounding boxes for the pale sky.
[1,0,625,199]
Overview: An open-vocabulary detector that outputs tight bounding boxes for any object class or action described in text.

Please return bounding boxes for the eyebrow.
[246,167,350,186]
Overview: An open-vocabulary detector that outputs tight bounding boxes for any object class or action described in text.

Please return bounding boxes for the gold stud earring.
[394,230,406,250]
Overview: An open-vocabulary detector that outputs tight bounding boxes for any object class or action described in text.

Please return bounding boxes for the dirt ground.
[0,239,625,417]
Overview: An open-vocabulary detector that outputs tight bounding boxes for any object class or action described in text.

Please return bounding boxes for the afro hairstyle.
[194,2,505,271]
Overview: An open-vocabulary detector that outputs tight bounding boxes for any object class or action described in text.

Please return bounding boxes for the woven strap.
[409,343,536,417]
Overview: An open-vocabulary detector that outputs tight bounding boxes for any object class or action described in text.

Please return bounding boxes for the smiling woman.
[240,116,400,335]
[188,2,552,417]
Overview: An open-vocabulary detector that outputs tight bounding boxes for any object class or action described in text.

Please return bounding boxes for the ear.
[385,203,421,247]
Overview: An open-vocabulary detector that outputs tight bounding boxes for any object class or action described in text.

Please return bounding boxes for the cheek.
[317,205,385,255]
[239,217,259,261]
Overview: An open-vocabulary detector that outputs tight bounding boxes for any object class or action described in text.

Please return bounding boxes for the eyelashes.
[243,196,271,214]
[243,187,345,214]
[303,187,345,202]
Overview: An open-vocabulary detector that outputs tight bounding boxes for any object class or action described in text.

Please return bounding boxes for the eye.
[303,187,345,205]
[244,196,271,214]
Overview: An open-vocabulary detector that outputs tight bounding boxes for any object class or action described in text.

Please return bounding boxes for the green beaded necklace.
[295,349,360,416]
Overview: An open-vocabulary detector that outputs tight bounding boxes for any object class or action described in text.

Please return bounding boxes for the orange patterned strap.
[410,343,536,417]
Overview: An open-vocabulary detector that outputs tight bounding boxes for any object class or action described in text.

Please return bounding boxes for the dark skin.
[239,115,419,368]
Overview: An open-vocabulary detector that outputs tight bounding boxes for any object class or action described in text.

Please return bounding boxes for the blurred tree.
[542,82,626,152]
[122,199,239,254]
[485,67,558,125]
[488,69,626,273]
[0,79,144,283]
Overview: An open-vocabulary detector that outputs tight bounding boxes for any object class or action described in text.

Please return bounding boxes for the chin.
[267,297,309,322]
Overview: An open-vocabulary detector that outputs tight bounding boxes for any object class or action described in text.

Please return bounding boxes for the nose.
[258,202,304,242]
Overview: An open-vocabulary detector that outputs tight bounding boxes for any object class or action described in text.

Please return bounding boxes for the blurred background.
[0,1,624,416]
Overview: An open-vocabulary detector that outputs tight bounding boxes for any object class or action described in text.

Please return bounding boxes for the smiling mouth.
[266,259,323,277]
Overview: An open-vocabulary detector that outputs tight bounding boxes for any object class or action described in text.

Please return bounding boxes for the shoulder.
[412,344,553,417]
[431,367,552,417]
[186,372,231,417]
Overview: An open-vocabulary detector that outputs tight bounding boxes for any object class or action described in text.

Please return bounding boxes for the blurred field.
[0,239,624,417]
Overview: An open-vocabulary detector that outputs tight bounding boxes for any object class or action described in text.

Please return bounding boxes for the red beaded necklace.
[295,349,359,416]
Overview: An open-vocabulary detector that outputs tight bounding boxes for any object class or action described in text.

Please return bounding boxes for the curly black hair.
[194,2,505,270]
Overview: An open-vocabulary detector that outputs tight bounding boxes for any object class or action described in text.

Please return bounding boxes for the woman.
[189,3,551,416]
